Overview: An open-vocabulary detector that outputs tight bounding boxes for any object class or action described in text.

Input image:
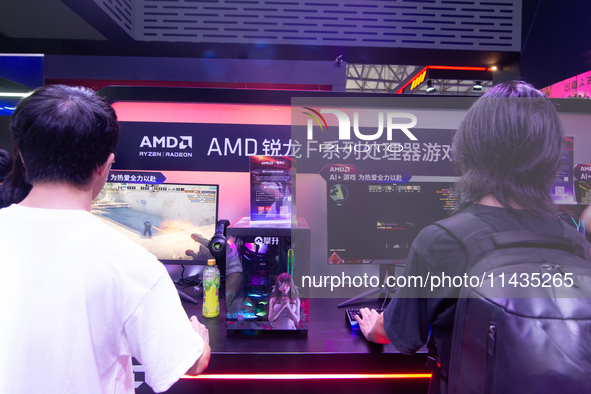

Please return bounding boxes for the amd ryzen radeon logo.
[140,136,193,149]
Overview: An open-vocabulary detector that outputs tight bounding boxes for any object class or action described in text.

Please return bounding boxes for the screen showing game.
[327,181,457,264]
[91,182,219,264]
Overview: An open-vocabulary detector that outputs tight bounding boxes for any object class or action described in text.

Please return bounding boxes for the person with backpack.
[355,81,591,393]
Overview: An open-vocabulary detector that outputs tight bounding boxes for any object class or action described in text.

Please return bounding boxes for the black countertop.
[175,284,429,375]
[135,285,431,394]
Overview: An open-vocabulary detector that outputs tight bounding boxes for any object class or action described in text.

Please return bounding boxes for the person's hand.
[280,297,290,308]
[354,308,382,341]
[186,316,211,376]
[225,272,243,305]
[190,315,210,345]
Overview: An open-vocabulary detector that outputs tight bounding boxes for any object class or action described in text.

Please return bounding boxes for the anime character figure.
[268,272,300,330]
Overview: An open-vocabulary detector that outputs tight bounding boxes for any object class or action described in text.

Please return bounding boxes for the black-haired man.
[0,85,210,393]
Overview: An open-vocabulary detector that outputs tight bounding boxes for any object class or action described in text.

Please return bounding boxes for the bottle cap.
[207,258,216,265]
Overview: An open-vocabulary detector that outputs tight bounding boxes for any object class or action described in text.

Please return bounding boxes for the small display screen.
[551,136,575,204]
[250,156,294,222]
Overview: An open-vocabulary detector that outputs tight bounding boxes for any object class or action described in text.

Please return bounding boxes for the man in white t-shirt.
[0,85,210,393]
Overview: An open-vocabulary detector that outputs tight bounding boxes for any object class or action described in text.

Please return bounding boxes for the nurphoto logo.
[303,107,418,141]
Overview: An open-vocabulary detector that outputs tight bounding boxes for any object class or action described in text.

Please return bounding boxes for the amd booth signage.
[113,121,455,176]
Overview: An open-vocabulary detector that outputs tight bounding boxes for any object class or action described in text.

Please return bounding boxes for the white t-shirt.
[0,205,205,393]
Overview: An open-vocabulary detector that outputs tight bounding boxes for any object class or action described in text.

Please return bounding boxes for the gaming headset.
[208,219,230,258]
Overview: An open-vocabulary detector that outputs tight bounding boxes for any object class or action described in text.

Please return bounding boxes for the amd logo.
[306,109,418,141]
[140,136,193,149]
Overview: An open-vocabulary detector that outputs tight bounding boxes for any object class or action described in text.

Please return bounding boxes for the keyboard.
[346,308,384,331]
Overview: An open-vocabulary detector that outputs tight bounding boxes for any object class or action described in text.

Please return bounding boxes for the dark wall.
[0,117,12,153]
[520,0,591,88]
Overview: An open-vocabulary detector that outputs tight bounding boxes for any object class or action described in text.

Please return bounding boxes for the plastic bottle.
[202,258,220,318]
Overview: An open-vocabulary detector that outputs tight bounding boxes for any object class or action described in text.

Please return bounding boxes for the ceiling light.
[473,80,482,91]
[0,92,32,98]
[426,80,436,93]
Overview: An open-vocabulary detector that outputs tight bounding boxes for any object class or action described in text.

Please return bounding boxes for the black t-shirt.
[382,204,574,392]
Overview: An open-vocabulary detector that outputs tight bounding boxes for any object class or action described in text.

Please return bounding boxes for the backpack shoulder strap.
[437,211,591,262]
[435,212,498,264]
[426,213,495,381]
[556,218,591,260]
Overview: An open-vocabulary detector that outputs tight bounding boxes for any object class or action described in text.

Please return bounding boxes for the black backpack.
[434,213,591,394]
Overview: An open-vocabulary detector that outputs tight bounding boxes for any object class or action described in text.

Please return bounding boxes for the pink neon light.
[181,373,432,380]
[111,102,292,125]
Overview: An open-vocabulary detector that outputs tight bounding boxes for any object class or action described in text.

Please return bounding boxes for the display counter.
[135,288,431,394]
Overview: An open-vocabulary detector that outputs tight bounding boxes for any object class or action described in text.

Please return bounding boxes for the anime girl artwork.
[268,272,300,330]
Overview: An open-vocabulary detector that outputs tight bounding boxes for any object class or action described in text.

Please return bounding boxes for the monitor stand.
[337,264,401,308]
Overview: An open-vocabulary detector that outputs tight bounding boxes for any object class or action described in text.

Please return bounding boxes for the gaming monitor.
[91,182,219,265]
[327,181,457,264]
